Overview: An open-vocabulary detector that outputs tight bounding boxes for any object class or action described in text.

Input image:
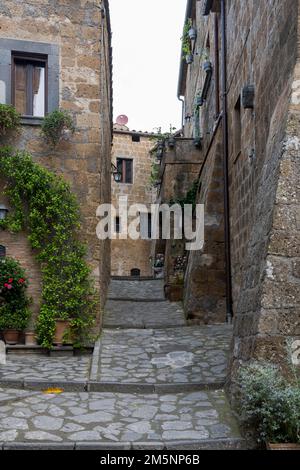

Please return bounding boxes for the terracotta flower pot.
[267,443,300,450]
[25,331,37,346]
[3,329,20,345]
[53,320,70,346]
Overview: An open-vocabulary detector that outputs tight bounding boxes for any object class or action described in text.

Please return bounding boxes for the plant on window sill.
[181,18,193,64]
[41,109,75,148]
[0,147,96,349]
[0,104,21,136]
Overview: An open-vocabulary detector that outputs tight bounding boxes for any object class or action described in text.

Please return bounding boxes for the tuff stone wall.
[177,0,300,373]
[184,128,226,324]
[154,139,202,296]
[111,129,155,277]
[0,0,112,329]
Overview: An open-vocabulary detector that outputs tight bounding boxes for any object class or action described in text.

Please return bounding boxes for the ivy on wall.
[169,180,199,211]
[0,147,96,348]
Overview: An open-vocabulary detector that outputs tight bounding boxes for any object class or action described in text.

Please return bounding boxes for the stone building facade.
[111,123,155,277]
[0,0,112,329]
[158,0,300,375]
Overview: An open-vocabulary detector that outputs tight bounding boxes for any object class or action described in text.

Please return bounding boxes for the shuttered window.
[116,158,133,184]
[12,53,47,117]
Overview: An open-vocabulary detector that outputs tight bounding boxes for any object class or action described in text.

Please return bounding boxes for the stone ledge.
[0,379,226,394]
[107,297,166,302]
[0,438,249,450]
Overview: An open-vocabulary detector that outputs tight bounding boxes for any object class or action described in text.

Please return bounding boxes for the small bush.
[0,257,31,330]
[0,104,20,136]
[237,362,300,444]
[41,109,75,147]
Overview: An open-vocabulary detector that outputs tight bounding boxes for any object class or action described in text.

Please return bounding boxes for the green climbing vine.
[0,147,96,348]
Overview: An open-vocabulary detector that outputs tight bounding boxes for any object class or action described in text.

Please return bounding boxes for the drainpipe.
[220,0,233,323]
[178,96,185,131]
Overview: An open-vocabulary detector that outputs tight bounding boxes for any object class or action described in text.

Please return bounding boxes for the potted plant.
[186,54,194,65]
[0,257,31,344]
[237,362,300,449]
[41,108,75,148]
[181,18,193,65]
[188,26,197,41]
[53,318,71,347]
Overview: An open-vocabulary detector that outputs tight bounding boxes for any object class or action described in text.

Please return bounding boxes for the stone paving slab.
[108,279,165,300]
[0,356,91,383]
[0,388,241,444]
[104,300,185,328]
[95,325,232,384]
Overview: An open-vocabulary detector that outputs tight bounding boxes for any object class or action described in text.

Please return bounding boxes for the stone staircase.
[0,278,247,449]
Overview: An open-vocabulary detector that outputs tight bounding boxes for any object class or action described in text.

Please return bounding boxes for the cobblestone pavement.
[96,325,231,384]
[0,388,241,444]
[0,357,91,383]
[104,300,185,328]
[0,279,243,447]
[108,279,165,300]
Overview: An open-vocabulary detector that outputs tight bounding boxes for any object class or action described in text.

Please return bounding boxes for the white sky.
[109,0,186,133]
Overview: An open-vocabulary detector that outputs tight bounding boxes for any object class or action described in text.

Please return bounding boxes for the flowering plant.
[0,257,31,330]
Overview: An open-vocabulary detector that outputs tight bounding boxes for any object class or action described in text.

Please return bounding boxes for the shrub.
[237,362,300,444]
[0,147,95,348]
[0,104,20,136]
[41,109,75,147]
[0,257,31,330]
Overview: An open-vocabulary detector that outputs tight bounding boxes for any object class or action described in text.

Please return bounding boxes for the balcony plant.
[0,256,31,344]
[181,18,193,64]
[41,109,75,148]
[237,361,300,449]
[0,104,20,136]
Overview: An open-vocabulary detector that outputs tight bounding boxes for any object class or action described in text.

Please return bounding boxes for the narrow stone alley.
[0,279,245,449]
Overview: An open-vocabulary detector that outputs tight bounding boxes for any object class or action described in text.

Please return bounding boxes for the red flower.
[4,283,12,290]
[18,278,25,284]
[8,278,13,283]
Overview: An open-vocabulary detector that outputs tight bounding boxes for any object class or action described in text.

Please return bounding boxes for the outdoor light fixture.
[111,163,122,183]
[0,204,9,221]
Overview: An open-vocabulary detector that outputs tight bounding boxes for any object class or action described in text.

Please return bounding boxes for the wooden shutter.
[125,159,133,183]
[14,62,26,115]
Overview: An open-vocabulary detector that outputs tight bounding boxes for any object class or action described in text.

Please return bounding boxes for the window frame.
[11,51,48,118]
[116,157,133,184]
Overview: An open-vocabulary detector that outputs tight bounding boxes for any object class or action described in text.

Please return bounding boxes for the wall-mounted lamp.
[0,204,9,221]
[111,163,122,183]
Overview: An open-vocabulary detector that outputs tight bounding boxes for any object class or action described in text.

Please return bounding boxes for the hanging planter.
[186,54,194,65]
[188,27,197,41]
[203,60,213,73]
[167,136,176,149]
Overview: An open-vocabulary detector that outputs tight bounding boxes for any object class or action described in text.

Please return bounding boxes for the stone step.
[104,300,185,329]
[0,387,245,448]
[0,437,248,450]
[108,279,165,301]
[91,326,232,387]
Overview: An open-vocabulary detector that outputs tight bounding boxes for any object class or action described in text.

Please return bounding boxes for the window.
[132,134,140,143]
[0,245,6,257]
[116,158,133,184]
[115,216,121,233]
[12,52,47,117]
[234,96,242,159]
[131,268,140,277]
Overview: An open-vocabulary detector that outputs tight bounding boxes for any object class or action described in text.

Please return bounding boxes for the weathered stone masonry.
[0,0,112,328]
[162,0,300,375]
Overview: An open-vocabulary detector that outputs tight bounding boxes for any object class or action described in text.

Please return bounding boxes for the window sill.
[20,116,44,126]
